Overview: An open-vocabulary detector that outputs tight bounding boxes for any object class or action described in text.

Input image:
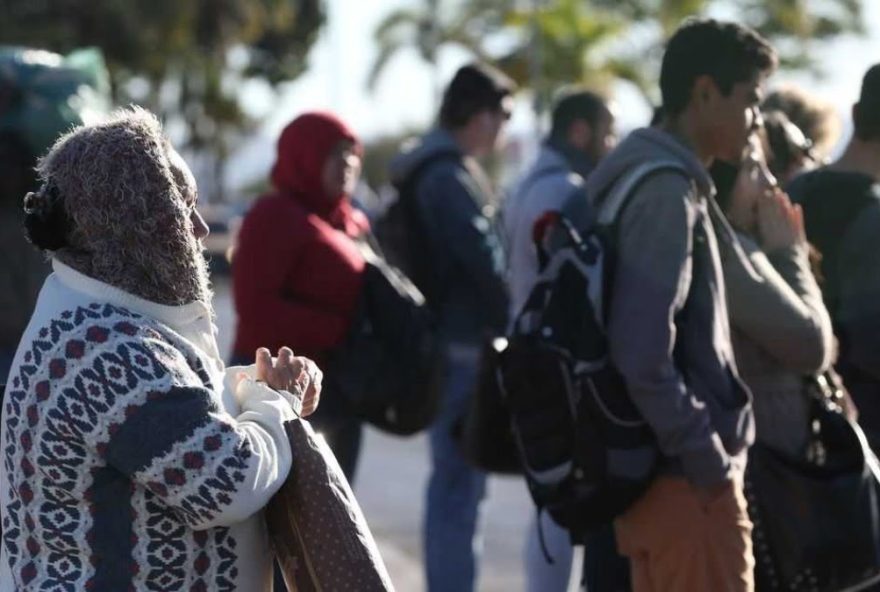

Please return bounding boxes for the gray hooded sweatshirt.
[584,128,754,489]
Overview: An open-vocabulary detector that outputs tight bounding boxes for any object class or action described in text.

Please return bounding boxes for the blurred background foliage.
[0,0,866,201]
[0,0,324,200]
[370,0,864,117]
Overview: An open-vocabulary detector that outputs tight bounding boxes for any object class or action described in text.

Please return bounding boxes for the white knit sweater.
[1,259,294,591]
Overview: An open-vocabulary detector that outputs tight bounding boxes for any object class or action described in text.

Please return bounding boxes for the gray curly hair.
[37,106,211,306]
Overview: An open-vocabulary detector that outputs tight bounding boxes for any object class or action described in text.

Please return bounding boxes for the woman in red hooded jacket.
[232,112,368,480]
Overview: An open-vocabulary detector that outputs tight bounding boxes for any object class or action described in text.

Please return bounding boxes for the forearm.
[724,241,834,372]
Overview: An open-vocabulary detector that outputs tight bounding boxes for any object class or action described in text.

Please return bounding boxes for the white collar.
[52,258,212,331]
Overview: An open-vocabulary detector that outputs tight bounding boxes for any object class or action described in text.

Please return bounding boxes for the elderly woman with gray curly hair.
[0,107,320,592]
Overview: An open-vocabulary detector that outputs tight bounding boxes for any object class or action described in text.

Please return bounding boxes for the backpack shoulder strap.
[535,161,689,260]
[519,164,575,199]
[396,149,462,197]
[594,159,689,227]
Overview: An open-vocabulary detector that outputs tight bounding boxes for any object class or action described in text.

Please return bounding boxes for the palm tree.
[500,0,865,109]
[367,0,509,99]
[736,0,864,70]
[496,0,633,118]
[369,0,864,131]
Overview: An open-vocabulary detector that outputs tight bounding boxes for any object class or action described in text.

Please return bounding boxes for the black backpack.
[496,160,686,537]
[374,150,460,302]
[325,235,444,436]
[328,151,464,436]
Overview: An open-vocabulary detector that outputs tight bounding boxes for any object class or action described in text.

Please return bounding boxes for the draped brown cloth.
[265,419,395,592]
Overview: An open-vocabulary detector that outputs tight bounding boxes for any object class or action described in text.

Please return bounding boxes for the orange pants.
[615,476,754,592]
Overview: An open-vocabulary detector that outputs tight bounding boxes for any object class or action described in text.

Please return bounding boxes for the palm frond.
[374,8,424,42]
[367,40,405,91]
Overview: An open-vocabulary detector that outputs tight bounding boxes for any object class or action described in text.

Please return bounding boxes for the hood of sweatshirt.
[584,127,715,204]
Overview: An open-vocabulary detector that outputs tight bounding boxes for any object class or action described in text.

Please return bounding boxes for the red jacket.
[232,113,368,363]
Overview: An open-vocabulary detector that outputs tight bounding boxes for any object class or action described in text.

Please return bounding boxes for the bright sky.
[224,0,880,190]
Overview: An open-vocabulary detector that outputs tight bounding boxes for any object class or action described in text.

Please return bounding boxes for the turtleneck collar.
[52,258,212,329]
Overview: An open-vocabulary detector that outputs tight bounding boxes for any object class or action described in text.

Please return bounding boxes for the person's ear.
[567,119,593,151]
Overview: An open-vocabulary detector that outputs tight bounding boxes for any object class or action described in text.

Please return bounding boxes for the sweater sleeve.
[75,330,295,531]
[722,237,835,374]
[609,173,730,490]
[233,198,349,352]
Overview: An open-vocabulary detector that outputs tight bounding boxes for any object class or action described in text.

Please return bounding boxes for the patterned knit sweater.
[1,260,295,591]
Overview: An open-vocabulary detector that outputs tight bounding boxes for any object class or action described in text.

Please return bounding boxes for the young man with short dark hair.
[584,19,777,591]
[389,62,513,592]
[787,63,880,453]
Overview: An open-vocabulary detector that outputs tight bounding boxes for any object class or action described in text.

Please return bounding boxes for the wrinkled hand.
[758,191,805,252]
[255,347,322,417]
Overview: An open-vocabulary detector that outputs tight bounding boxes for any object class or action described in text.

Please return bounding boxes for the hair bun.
[23,185,70,251]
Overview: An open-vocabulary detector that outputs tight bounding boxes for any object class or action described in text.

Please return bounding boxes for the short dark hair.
[548,89,609,140]
[439,63,515,129]
[660,18,777,116]
[854,64,880,141]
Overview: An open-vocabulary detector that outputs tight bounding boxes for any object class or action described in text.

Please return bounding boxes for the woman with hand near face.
[711,135,836,456]
[232,112,369,481]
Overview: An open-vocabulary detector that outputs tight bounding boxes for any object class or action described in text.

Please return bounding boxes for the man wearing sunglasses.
[388,62,514,592]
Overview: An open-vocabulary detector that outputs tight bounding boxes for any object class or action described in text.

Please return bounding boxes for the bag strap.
[395,149,462,199]
[390,150,461,300]
[393,149,463,242]
[534,160,688,263]
[593,159,688,228]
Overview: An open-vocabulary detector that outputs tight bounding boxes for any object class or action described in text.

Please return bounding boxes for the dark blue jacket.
[389,129,508,344]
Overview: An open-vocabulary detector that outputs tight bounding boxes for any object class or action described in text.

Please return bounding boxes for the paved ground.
[356,428,537,591]
[212,278,537,591]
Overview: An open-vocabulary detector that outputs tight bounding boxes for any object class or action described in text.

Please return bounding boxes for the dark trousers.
[581,523,631,592]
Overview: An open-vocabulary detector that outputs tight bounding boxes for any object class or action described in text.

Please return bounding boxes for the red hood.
[270,112,366,233]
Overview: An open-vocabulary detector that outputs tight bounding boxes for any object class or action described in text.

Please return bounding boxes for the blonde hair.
[763,86,841,160]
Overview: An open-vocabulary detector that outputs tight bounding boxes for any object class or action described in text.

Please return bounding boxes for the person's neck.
[660,113,714,168]
[830,140,880,180]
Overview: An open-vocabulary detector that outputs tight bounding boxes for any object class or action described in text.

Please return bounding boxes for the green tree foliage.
[0,0,324,199]
[370,0,864,113]
[589,0,865,78]
[367,0,508,96]
[497,0,630,110]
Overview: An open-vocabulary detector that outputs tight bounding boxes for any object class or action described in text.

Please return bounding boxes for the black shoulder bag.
[746,370,880,592]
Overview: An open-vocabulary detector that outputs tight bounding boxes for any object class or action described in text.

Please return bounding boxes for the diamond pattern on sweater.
[2,304,247,591]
